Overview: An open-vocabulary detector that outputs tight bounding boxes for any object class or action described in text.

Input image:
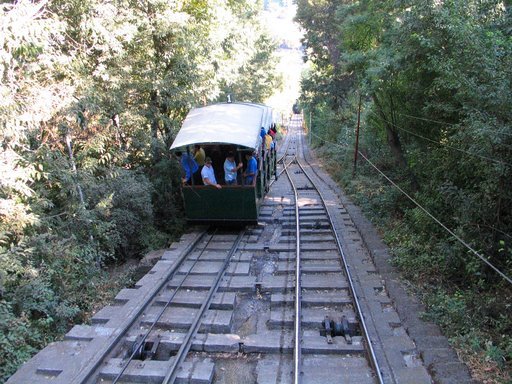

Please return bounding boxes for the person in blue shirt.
[260,126,266,139]
[243,153,258,185]
[175,151,198,185]
[224,152,243,185]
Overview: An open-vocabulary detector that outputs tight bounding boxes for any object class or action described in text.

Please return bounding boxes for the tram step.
[281,223,331,230]
[242,242,338,252]
[188,250,253,262]
[99,357,214,384]
[278,235,336,243]
[125,332,242,355]
[177,260,250,276]
[274,261,341,274]
[278,251,340,261]
[167,275,256,292]
[141,307,233,333]
[271,292,351,307]
[268,308,357,330]
[256,355,373,384]
[302,332,365,354]
[281,229,332,236]
[259,274,348,293]
[195,241,240,251]
[155,291,237,310]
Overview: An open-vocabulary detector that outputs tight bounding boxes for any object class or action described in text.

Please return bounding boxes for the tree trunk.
[150,90,161,163]
[373,92,420,190]
[373,93,408,167]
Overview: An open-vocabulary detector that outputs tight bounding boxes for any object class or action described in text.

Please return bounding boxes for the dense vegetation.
[296,0,511,380]
[0,1,280,381]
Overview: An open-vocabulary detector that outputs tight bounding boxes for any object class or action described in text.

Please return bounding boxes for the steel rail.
[269,117,304,382]
[80,229,209,384]
[284,160,302,384]
[111,229,218,384]
[280,122,303,383]
[269,157,295,189]
[294,127,386,383]
[162,230,246,384]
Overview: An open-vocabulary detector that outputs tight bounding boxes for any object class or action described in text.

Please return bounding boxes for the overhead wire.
[395,112,512,138]
[308,130,512,286]
[369,111,512,167]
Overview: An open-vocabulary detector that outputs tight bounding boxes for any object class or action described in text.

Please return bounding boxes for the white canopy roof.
[170,103,270,150]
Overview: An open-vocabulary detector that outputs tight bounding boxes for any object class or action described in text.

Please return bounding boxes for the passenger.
[201,157,222,189]
[243,152,258,185]
[175,150,199,185]
[260,126,266,139]
[264,132,273,150]
[269,123,277,139]
[224,152,243,185]
[268,128,276,140]
[193,144,205,167]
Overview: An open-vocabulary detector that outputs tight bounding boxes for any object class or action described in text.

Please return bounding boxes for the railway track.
[279,118,383,383]
[8,116,432,384]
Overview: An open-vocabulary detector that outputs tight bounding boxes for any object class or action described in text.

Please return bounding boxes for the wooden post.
[353,94,362,177]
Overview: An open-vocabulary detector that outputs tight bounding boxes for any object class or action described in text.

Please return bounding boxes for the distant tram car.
[170,102,277,223]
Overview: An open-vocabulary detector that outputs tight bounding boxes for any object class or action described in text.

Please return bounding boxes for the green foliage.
[1,0,280,381]
[0,301,42,383]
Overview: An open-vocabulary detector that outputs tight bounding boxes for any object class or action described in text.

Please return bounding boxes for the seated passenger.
[243,153,258,185]
[201,157,222,189]
[224,152,243,185]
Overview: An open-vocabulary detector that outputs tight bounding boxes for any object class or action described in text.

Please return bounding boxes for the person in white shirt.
[201,157,222,189]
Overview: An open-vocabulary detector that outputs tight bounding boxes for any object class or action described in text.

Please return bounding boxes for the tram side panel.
[182,186,259,222]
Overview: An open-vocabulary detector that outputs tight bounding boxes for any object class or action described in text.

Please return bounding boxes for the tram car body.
[170,102,277,223]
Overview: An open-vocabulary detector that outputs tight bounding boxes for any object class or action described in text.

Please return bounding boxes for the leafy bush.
[0,301,43,383]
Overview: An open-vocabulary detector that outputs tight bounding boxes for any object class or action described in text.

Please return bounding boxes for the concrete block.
[271,291,351,307]
[155,290,237,310]
[302,274,348,290]
[301,355,374,384]
[392,366,432,384]
[99,357,214,383]
[256,355,293,384]
[204,333,241,353]
[65,325,116,341]
[219,275,257,292]
[300,251,340,260]
[302,334,365,354]
[243,331,293,353]
[269,307,356,329]
[141,307,233,333]
[261,275,294,292]
[167,275,217,290]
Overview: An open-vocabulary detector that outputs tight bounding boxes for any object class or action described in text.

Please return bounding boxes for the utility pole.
[309,111,312,146]
[352,94,362,177]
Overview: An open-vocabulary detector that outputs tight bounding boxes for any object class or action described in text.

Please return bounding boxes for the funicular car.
[170,102,277,223]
